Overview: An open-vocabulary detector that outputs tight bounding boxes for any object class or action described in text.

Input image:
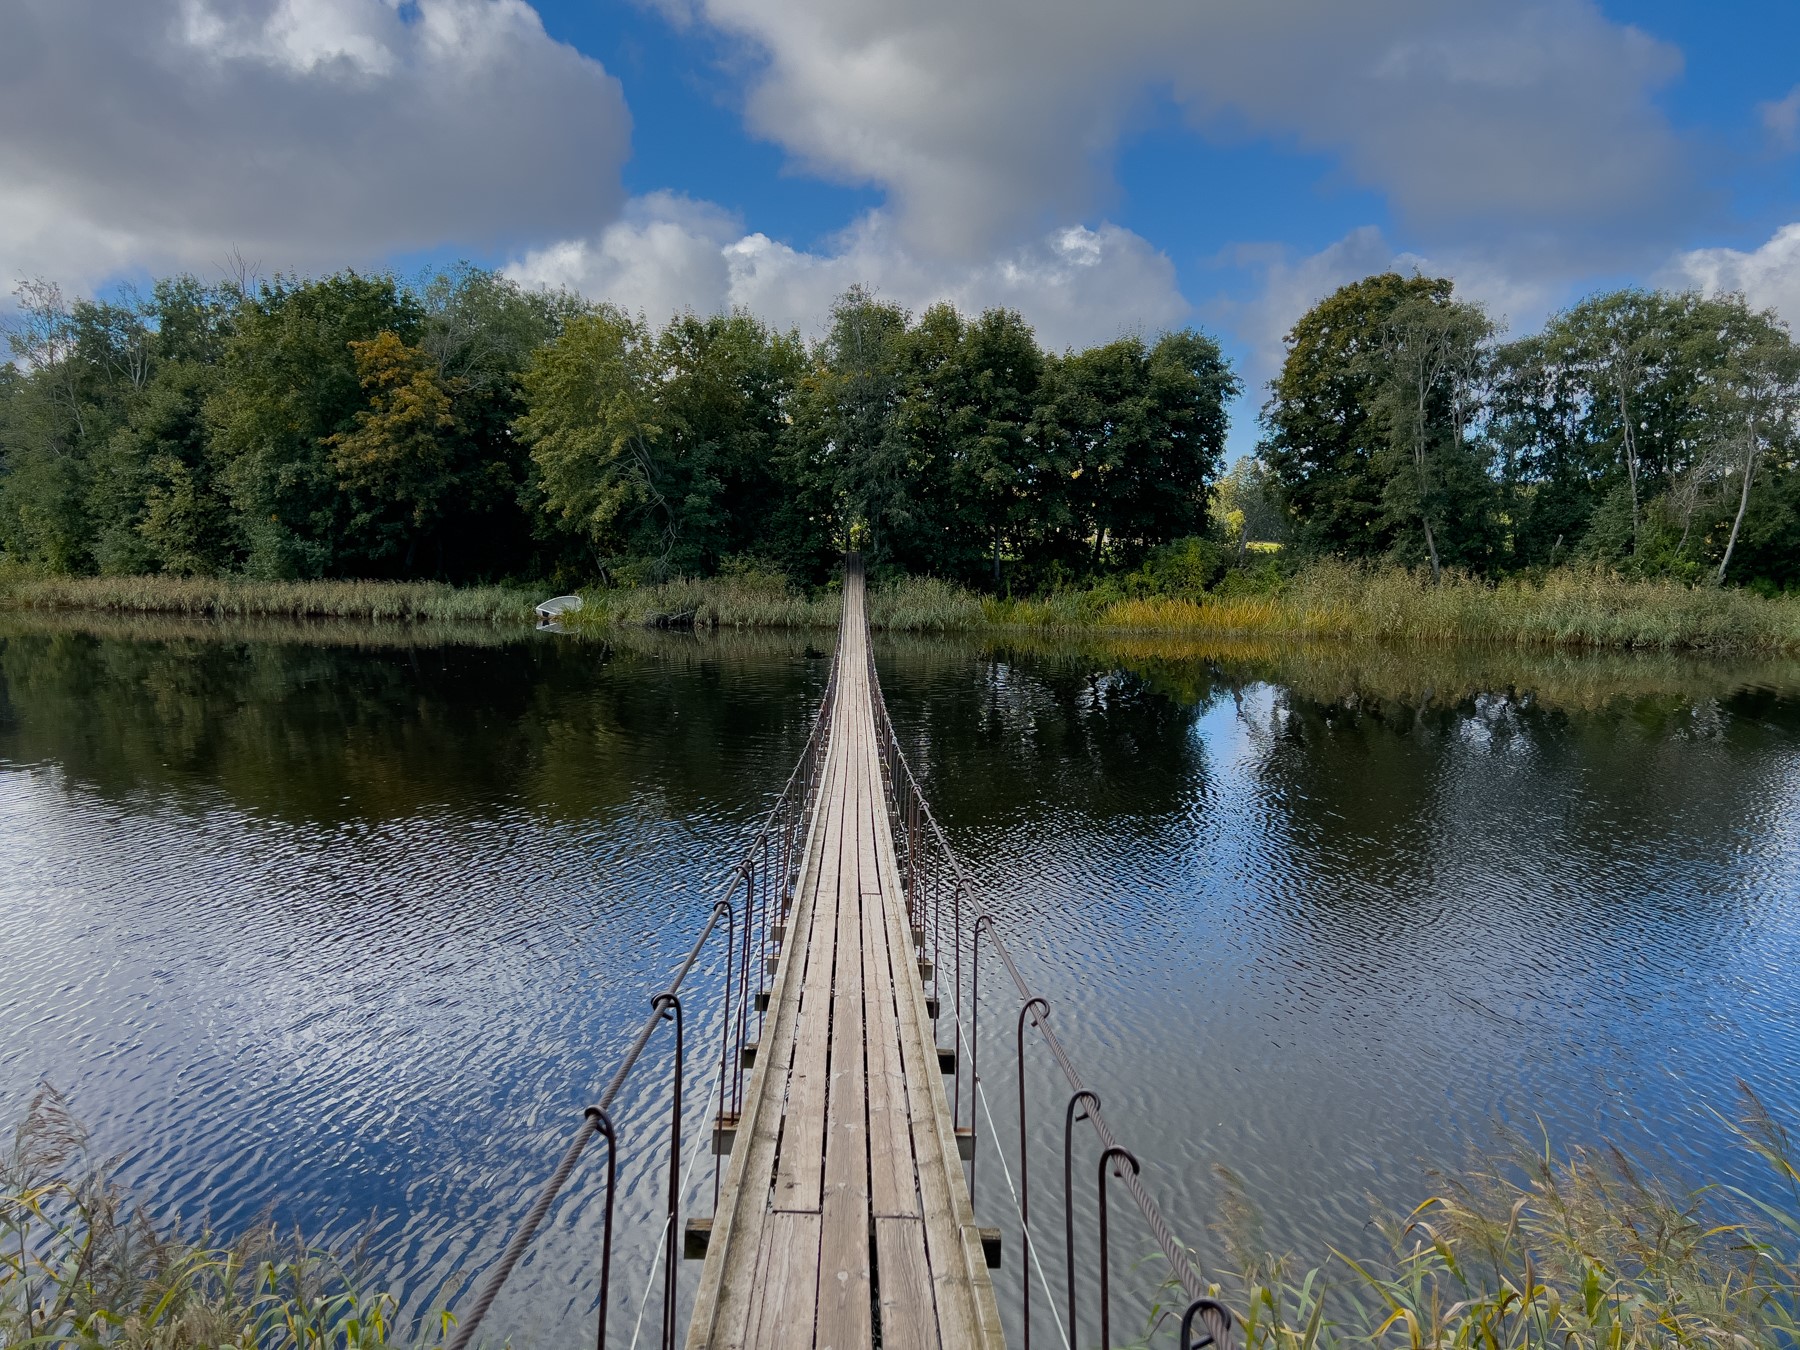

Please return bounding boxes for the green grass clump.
[982,560,1800,652]
[867,575,986,631]
[2,1086,440,1348]
[0,574,540,625]
[1197,1095,1800,1350]
[558,571,986,632]
[560,570,837,630]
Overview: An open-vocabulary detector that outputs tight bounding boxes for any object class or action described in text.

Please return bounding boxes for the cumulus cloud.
[0,0,630,291]
[1205,226,1568,402]
[507,194,1189,350]
[1763,87,1800,151]
[1665,224,1800,331]
[663,0,1688,256]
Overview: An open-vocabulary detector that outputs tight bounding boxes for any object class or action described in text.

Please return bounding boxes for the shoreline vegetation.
[5,560,1800,653]
[5,268,1798,651]
[7,1084,1798,1350]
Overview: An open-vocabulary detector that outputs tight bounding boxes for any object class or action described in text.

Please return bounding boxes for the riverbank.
[5,563,1799,652]
[560,562,1800,652]
[0,573,540,624]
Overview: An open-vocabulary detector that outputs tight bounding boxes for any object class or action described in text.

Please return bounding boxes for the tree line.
[1259,274,1800,590]
[3,264,1796,595]
[0,268,1236,589]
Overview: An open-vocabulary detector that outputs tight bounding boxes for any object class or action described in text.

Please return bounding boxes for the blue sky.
[532,0,1796,293]
[3,0,1797,449]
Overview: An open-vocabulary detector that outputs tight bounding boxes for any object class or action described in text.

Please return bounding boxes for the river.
[3,612,1798,1346]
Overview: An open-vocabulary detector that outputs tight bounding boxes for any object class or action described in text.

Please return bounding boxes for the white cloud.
[1762,86,1800,151]
[0,0,631,292]
[507,196,1189,350]
[507,192,740,322]
[667,0,1687,257]
[1206,226,1565,402]
[1665,224,1800,332]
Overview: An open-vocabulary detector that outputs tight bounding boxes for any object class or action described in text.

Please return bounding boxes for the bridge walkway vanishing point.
[684,560,1004,1350]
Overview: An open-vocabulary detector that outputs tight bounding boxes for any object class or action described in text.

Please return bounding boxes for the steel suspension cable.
[444,649,841,1350]
[867,651,1231,1350]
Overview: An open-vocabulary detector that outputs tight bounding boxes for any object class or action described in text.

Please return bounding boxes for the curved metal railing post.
[1016,996,1049,1350]
[867,674,1230,1350]
[650,992,685,1350]
[1063,1089,1101,1349]
[712,900,733,1210]
[1097,1147,1140,1350]
[586,1107,618,1350]
[1181,1298,1234,1350]
[969,913,996,1205]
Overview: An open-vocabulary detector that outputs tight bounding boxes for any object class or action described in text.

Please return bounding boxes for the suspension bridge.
[684,557,999,1350]
[446,556,1231,1350]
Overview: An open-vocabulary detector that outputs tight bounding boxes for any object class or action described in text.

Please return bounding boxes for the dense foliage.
[8,263,1796,597]
[1260,274,1800,591]
[0,272,1237,590]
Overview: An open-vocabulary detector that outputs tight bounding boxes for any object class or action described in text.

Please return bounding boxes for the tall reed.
[1193,1094,1800,1350]
[1,1085,440,1349]
[0,574,540,625]
[1095,562,1800,653]
[7,563,1799,651]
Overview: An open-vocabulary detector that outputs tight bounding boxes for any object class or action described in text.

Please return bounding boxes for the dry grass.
[7,563,1799,653]
[1200,1092,1800,1350]
[1088,562,1800,653]
[1,1085,443,1348]
[0,573,540,625]
[560,571,836,630]
[559,571,986,632]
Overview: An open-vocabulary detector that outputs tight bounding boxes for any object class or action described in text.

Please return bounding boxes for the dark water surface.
[3,613,1798,1346]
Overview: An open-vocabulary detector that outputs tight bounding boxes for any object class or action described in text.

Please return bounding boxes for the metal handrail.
[444,634,842,1350]
[865,630,1233,1350]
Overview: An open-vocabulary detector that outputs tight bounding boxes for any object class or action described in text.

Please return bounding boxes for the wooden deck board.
[772,739,845,1214]
[875,1217,939,1350]
[684,562,1001,1350]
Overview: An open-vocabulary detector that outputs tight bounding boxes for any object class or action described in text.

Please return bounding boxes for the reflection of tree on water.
[873,624,1800,1033]
[874,633,1214,840]
[0,618,828,827]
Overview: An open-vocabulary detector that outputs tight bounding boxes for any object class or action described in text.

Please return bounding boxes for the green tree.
[207,271,422,577]
[94,361,227,575]
[420,265,579,581]
[1363,290,1498,581]
[1,281,95,571]
[1211,456,1286,556]
[947,307,1047,586]
[1260,273,1453,559]
[326,331,460,570]
[1039,329,1238,571]
[1688,302,1800,583]
[799,288,913,570]
[655,311,805,573]
[883,302,1051,586]
[517,306,675,576]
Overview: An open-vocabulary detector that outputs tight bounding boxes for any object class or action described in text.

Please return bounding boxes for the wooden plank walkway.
[685,562,1004,1350]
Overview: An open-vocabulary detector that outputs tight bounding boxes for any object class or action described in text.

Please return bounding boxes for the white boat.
[534,594,584,618]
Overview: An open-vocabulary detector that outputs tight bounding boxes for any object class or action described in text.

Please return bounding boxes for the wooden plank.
[864,724,1005,1350]
[874,1217,940,1350]
[684,723,843,1349]
[864,790,920,1221]
[744,1211,823,1350]
[773,733,849,1213]
[690,559,1001,1350]
[815,757,872,1350]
